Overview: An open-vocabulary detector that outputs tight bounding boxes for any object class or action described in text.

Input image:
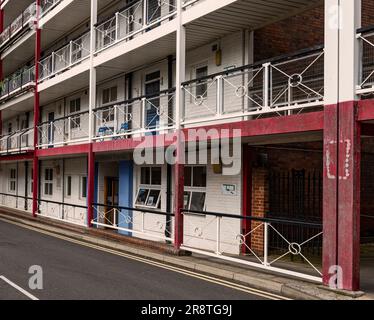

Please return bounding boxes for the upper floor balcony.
[0,127,34,155]
[36,46,324,149]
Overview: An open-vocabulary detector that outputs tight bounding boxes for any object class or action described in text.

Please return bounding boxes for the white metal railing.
[357,29,374,95]
[92,89,175,142]
[0,66,35,100]
[95,0,177,52]
[182,48,324,125]
[0,2,36,49]
[40,0,62,17]
[39,31,90,82]
[92,203,174,242]
[37,199,88,227]
[37,111,90,148]
[181,210,323,282]
[0,128,34,155]
[0,193,33,213]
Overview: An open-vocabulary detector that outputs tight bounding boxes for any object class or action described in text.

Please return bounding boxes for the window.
[184,166,207,211]
[102,86,117,105]
[69,98,81,129]
[44,168,53,196]
[102,20,116,47]
[71,38,82,62]
[195,66,208,98]
[102,107,115,123]
[66,176,72,197]
[9,169,16,192]
[135,167,162,209]
[80,176,87,199]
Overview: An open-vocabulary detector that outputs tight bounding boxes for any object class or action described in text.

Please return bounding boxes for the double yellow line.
[0,217,290,300]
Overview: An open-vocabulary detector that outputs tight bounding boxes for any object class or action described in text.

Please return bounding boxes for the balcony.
[37,110,90,149]
[182,47,324,126]
[95,0,177,54]
[0,65,35,102]
[39,31,90,83]
[358,26,374,96]
[0,2,36,51]
[92,89,176,142]
[0,127,34,155]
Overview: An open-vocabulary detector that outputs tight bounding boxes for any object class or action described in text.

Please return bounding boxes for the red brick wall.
[250,168,268,254]
[254,0,374,62]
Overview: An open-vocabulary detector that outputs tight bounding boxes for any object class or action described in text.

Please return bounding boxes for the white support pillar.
[324,0,361,104]
[175,1,186,130]
[89,0,98,143]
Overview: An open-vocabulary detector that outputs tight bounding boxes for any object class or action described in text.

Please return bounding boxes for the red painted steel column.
[0,7,3,135]
[322,104,339,286]
[86,145,95,227]
[32,1,41,217]
[337,101,361,291]
[242,145,252,254]
[174,131,185,249]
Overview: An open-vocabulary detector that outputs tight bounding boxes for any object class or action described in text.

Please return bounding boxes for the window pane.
[147,189,160,207]
[141,167,150,185]
[193,166,207,187]
[190,192,206,211]
[136,188,149,205]
[151,167,161,185]
[196,66,208,97]
[183,192,191,209]
[184,167,192,187]
[111,87,117,102]
[67,176,72,196]
[82,177,87,198]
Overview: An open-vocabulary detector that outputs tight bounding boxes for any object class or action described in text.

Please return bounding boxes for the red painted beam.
[323,104,339,287]
[87,144,95,228]
[0,152,34,162]
[93,111,324,154]
[36,143,91,158]
[337,101,361,291]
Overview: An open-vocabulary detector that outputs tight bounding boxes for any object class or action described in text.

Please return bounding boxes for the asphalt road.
[0,219,280,300]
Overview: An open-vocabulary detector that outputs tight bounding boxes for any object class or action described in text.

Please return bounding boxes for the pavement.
[0,208,372,300]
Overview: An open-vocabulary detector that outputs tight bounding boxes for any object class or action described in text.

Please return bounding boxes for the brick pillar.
[250,168,269,255]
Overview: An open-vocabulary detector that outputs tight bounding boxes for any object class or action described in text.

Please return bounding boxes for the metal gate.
[268,169,323,256]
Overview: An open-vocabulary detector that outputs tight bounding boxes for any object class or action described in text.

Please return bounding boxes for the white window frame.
[44,168,53,196]
[192,63,208,101]
[69,97,82,130]
[9,168,17,193]
[80,176,87,199]
[135,166,162,209]
[184,166,207,211]
[65,175,72,198]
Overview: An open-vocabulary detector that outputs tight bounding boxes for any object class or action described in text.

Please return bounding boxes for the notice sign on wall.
[221,184,237,196]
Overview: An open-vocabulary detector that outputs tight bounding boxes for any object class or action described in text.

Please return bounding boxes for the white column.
[338,0,361,102]
[324,0,361,104]
[175,0,186,130]
[89,0,98,143]
[324,0,340,105]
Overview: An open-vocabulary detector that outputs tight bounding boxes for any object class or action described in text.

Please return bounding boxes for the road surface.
[0,218,285,300]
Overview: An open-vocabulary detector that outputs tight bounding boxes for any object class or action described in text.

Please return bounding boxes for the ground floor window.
[9,168,16,192]
[44,168,53,196]
[66,176,72,197]
[80,176,87,199]
[184,166,207,211]
[135,167,162,209]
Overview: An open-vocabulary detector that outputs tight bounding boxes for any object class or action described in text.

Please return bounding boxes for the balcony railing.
[95,0,177,53]
[0,2,36,49]
[182,47,325,125]
[0,127,34,155]
[0,65,35,101]
[357,26,374,95]
[39,31,90,82]
[92,89,175,141]
[37,110,90,148]
[0,193,33,213]
[92,203,174,242]
[40,0,62,17]
[181,209,323,282]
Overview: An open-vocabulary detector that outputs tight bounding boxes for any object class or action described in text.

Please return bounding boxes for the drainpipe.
[32,0,41,217]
